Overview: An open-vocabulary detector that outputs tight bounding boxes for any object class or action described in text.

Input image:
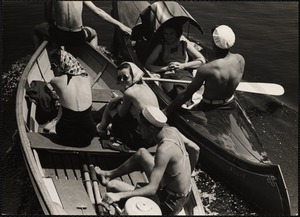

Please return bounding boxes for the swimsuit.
[160,41,193,99]
[157,127,191,215]
[193,97,237,112]
[56,106,96,147]
[156,186,190,215]
[49,23,93,46]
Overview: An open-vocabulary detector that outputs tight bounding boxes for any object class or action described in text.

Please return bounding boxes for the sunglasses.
[117,74,130,82]
[51,62,59,70]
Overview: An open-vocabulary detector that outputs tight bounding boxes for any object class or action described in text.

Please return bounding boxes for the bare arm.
[145,45,169,73]
[165,67,207,114]
[103,145,171,204]
[116,91,132,118]
[178,130,200,171]
[84,1,132,35]
[184,41,206,67]
[166,41,206,71]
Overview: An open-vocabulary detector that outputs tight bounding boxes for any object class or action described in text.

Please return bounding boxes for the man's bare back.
[53,1,84,29]
[197,52,245,100]
[165,25,245,113]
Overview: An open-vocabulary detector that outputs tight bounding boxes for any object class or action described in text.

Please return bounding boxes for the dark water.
[2,1,298,215]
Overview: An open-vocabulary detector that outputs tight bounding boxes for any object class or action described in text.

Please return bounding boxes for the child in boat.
[145,21,206,101]
[96,62,159,150]
[49,49,96,147]
[95,106,200,215]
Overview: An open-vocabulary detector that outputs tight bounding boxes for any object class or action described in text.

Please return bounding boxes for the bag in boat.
[26,80,59,124]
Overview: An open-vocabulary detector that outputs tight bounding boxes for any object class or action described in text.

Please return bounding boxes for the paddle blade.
[237,82,284,96]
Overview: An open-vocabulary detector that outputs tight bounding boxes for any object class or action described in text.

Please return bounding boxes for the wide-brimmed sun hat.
[213,25,235,49]
[142,106,167,128]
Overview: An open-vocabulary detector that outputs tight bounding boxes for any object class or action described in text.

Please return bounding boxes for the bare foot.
[95,166,110,185]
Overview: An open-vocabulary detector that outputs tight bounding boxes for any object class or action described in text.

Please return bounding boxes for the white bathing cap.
[142,106,167,128]
[213,25,235,49]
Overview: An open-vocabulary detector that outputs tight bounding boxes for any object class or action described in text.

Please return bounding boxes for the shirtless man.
[96,62,159,149]
[95,106,200,215]
[165,25,245,113]
[34,1,131,48]
[50,49,96,147]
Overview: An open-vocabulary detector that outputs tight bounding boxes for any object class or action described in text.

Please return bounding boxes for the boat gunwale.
[15,41,64,215]
[112,1,291,214]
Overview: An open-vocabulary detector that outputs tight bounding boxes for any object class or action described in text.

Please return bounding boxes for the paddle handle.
[142,77,284,96]
[89,164,108,215]
[82,164,95,204]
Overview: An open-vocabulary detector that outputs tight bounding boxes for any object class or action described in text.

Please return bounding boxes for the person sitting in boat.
[95,106,200,215]
[145,21,206,102]
[49,49,96,147]
[165,25,245,114]
[33,1,132,49]
[96,62,159,150]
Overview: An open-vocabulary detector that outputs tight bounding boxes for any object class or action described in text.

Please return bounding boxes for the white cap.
[142,106,167,128]
[213,25,235,49]
[124,196,162,215]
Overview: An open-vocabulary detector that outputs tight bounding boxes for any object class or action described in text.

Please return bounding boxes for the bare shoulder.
[233,53,245,63]
[157,139,174,153]
[50,75,66,89]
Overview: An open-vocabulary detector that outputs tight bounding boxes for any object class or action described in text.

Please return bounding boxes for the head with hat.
[138,106,167,145]
[211,25,235,52]
[117,62,144,91]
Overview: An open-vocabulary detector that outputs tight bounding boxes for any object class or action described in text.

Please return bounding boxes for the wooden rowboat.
[15,41,205,215]
[111,1,291,215]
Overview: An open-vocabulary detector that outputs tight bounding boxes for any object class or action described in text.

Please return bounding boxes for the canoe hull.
[111,1,291,214]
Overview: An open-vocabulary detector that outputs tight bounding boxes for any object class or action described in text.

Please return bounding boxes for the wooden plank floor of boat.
[37,150,149,215]
[28,132,156,154]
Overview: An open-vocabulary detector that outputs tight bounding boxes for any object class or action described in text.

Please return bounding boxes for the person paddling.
[165,25,245,114]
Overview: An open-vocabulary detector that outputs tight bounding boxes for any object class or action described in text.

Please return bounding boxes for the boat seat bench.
[92,89,122,103]
[28,132,156,154]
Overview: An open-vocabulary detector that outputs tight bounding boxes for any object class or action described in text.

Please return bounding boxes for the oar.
[89,164,110,215]
[82,164,95,204]
[142,77,284,96]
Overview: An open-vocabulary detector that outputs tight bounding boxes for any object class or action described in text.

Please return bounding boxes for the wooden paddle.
[89,164,110,215]
[142,77,284,96]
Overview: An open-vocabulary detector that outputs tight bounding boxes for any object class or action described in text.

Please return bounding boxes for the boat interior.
[19,42,204,215]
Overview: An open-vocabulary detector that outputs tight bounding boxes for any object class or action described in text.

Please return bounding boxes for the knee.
[136,148,148,158]
[106,180,119,192]
[85,27,97,38]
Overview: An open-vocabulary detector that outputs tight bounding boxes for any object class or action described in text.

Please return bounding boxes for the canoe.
[15,40,205,215]
[111,1,291,215]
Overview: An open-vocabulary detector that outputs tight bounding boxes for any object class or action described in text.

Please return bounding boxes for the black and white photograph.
[1,1,298,215]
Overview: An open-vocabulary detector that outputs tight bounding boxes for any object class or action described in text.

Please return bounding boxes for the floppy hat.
[142,106,167,128]
[213,25,235,49]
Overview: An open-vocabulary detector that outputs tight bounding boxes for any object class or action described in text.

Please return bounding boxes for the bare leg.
[85,26,98,48]
[106,179,135,192]
[97,105,113,134]
[95,148,154,186]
